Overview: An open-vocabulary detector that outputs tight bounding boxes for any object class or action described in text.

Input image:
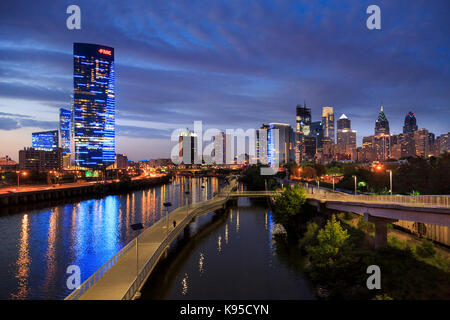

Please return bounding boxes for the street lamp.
[352,175,357,195]
[16,171,27,188]
[130,222,144,277]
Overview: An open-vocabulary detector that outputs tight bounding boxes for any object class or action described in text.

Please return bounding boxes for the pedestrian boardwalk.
[65,177,238,300]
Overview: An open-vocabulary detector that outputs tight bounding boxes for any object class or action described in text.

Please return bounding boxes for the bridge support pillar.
[365,213,397,249]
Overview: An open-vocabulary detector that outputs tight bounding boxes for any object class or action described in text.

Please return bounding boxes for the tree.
[301,166,317,180]
[272,185,307,226]
[306,215,350,269]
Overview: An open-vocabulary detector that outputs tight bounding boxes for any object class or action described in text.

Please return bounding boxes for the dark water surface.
[142,198,315,300]
[0,176,219,299]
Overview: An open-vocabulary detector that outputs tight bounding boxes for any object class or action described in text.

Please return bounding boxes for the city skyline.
[0,0,449,161]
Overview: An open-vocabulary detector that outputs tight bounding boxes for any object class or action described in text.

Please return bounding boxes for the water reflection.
[12,214,31,299]
[1,176,219,299]
[142,198,315,300]
[198,253,205,275]
[181,273,189,295]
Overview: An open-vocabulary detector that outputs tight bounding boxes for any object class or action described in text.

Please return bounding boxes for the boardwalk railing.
[300,183,450,208]
[65,177,237,300]
[65,235,137,300]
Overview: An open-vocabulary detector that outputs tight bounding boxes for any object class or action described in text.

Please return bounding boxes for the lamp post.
[16,171,27,188]
[387,170,393,195]
[352,175,357,195]
[130,223,144,277]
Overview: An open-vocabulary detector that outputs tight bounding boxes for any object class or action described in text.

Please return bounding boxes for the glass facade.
[32,130,59,151]
[322,106,335,143]
[59,108,71,156]
[73,43,115,168]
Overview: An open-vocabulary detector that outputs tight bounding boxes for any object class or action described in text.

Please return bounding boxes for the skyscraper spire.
[380,101,383,112]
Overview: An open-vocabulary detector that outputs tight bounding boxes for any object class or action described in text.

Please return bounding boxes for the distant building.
[256,124,269,164]
[374,104,390,135]
[32,130,59,151]
[373,134,391,161]
[115,154,128,169]
[213,132,232,165]
[403,111,418,134]
[19,148,62,172]
[336,114,356,160]
[413,129,433,157]
[268,123,294,165]
[322,106,335,143]
[0,156,18,172]
[149,158,173,167]
[59,108,71,156]
[434,132,450,156]
[179,130,198,165]
[296,103,311,136]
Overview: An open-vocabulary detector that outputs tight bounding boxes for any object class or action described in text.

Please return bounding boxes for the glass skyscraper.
[59,108,71,156]
[322,106,335,143]
[73,43,115,168]
[32,130,59,151]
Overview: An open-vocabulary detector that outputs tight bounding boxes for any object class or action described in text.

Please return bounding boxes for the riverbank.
[0,175,171,210]
[297,208,450,300]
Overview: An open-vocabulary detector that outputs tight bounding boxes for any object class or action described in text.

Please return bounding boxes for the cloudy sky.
[0,0,449,161]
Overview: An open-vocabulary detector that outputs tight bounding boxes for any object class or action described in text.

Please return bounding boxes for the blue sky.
[0,0,449,161]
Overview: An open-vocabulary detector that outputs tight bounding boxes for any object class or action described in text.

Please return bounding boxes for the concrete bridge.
[65,177,239,300]
[231,187,450,249]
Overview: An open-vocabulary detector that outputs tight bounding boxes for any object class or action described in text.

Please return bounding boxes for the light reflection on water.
[143,198,315,300]
[0,176,219,300]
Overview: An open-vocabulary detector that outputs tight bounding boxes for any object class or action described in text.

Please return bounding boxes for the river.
[0,176,219,299]
[141,197,315,300]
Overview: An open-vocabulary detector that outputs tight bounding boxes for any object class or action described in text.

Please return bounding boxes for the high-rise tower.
[403,111,418,134]
[72,43,115,168]
[322,106,335,143]
[375,104,390,135]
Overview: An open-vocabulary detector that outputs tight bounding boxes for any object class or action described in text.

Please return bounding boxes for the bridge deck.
[67,179,237,300]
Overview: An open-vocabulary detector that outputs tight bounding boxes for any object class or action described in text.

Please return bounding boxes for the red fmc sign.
[98,48,112,56]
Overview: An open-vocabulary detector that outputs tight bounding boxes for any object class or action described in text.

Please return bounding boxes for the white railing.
[65,235,137,300]
[65,177,237,300]
[301,183,450,208]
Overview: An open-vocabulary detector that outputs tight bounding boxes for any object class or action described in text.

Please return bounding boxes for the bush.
[415,239,436,258]
[373,294,393,300]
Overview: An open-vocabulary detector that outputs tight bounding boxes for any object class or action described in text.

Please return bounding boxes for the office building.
[59,108,71,156]
[268,123,294,165]
[336,114,356,160]
[322,106,335,144]
[72,43,115,168]
[403,111,418,134]
[19,147,62,172]
[375,104,390,135]
[115,154,128,169]
[179,131,198,165]
[32,130,59,151]
[296,103,311,136]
